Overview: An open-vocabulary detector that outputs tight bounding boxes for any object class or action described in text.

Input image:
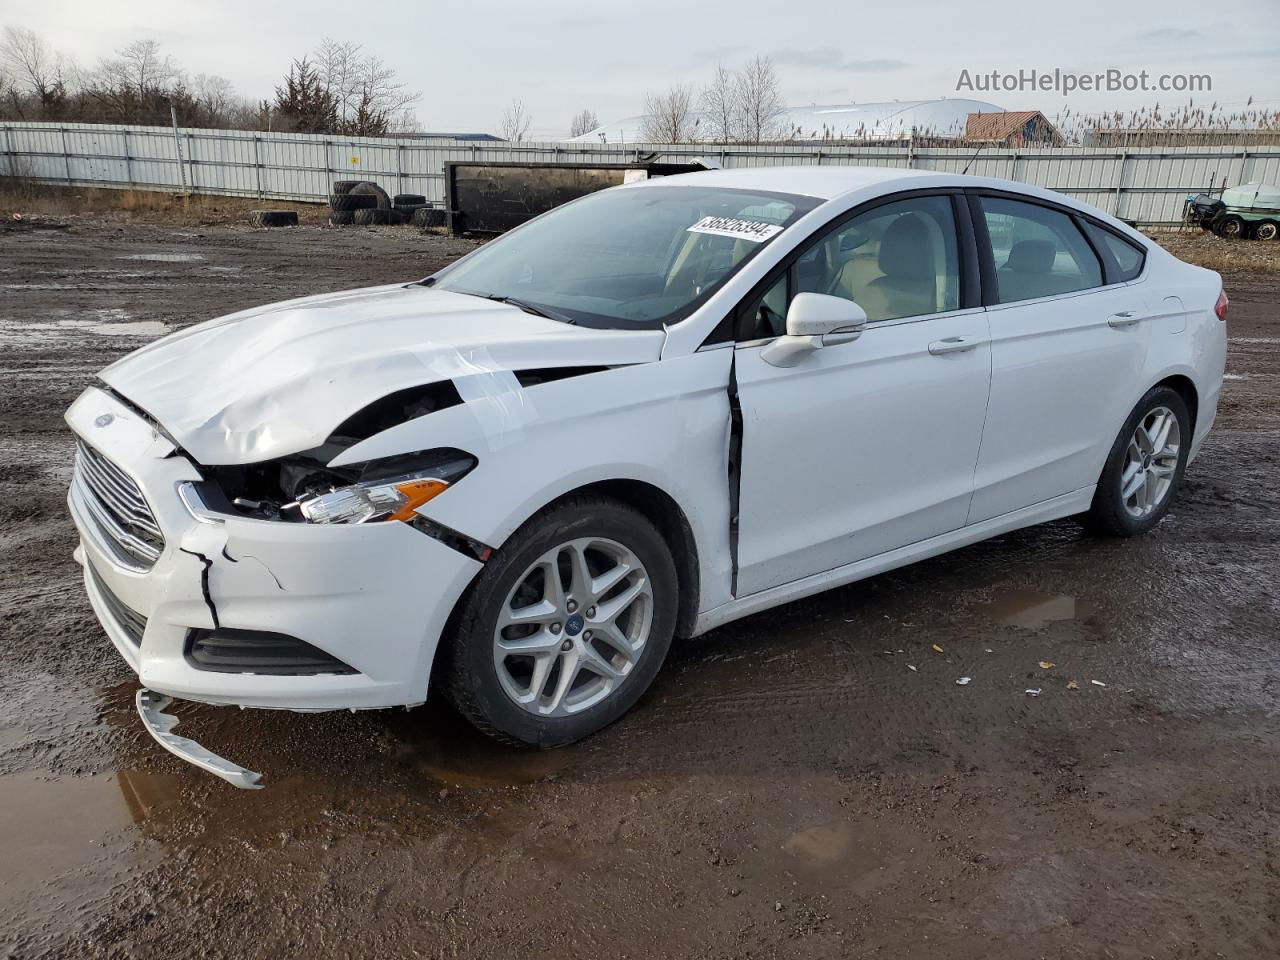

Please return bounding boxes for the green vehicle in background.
[1185,182,1280,241]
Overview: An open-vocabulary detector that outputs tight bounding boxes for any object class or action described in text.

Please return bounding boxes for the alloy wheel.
[493,537,653,717]
[1120,405,1181,518]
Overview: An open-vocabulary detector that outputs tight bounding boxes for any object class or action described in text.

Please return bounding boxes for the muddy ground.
[0,216,1277,959]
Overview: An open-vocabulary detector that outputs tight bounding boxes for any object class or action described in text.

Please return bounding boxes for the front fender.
[338,350,737,615]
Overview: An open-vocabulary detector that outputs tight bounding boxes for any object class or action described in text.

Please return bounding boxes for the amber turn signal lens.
[386,478,450,522]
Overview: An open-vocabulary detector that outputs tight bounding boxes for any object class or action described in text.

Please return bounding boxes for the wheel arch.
[436,477,704,656]
[1151,373,1199,435]
[536,479,702,639]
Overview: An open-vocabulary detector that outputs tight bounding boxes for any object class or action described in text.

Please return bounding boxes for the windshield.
[430,185,820,330]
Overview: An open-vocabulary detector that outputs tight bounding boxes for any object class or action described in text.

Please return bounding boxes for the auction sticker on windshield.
[687,216,784,242]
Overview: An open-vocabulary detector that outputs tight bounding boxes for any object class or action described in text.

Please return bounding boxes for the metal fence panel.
[3,121,1279,225]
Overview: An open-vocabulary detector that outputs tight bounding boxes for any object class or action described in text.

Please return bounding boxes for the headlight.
[293,472,452,525]
[202,448,476,524]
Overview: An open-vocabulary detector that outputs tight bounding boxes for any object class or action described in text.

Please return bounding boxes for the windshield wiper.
[480,294,575,325]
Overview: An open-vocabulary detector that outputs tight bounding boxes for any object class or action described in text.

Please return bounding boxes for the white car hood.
[100,283,665,465]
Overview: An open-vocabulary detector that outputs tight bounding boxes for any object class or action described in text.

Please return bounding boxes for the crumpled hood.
[100,283,665,465]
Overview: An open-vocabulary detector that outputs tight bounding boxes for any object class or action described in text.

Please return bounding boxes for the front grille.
[72,438,165,570]
[87,562,147,646]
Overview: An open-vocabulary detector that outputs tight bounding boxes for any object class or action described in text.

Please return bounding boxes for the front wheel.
[438,497,678,747]
[1080,387,1190,537]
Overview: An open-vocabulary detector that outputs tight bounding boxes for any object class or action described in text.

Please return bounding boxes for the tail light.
[1215,289,1229,321]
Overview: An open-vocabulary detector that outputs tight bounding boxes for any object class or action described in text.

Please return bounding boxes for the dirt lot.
[1,212,1278,959]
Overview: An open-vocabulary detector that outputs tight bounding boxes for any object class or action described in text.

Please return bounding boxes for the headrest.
[877,215,935,281]
[1004,239,1056,274]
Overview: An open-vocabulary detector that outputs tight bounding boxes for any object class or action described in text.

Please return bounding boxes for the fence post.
[1113,150,1128,217]
[1,125,13,177]
[253,136,264,199]
[396,141,403,197]
[122,128,134,187]
[169,106,189,193]
[60,127,72,184]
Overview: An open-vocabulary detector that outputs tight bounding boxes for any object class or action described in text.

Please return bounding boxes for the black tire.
[394,202,430,216]
[328,210,355,226]
[1255,220,1278,242]
[249,210,298,227]
[349,181,392,210]
[353,208,394,226]
[330,193,376,212]
[393,193,427,206]
[439,497,678,747]
[1214,214,1245,239]
[388,209,408,225]
[1079,386,1191,537]
[332,180,362,195]
[412,207,446,228]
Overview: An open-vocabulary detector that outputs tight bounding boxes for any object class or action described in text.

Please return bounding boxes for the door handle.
[1107,311,1142,329]
[928,335,983,356]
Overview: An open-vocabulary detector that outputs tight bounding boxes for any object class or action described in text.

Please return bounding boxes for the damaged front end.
[66,385,488,788]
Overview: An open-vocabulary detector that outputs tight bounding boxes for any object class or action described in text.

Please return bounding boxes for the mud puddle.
[983,588,1096,628]
[0,770,176,915]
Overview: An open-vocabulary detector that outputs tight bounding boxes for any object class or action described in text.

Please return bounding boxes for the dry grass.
[1147,228,1280,276]
[0,179,328,226]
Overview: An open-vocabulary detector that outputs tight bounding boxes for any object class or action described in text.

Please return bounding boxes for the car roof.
[633,165,939,200]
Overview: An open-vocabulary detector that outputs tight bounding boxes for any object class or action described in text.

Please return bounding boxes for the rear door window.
[979,197,1103,304]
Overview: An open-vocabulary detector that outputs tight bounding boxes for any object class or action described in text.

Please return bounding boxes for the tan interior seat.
[854,215,938,321]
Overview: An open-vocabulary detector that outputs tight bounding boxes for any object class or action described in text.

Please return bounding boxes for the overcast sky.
[6,0,1278,137]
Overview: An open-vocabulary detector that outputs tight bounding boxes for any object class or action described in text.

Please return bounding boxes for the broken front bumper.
[66,386,483,712]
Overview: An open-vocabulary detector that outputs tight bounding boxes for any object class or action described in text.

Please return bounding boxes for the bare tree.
[192,73,236,124]
[501,98,532,141]
[700,64,739,142]
[640,84,695,142]
[306,37,420,135]
[569,107,598,138]
[97,40,180,101]
[0,26,67,116]
[735,55,786,142]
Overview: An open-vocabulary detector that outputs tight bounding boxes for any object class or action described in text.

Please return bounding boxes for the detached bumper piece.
[135,688,264,790]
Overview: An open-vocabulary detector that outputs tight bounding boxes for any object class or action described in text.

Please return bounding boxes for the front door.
[733,194,993,597]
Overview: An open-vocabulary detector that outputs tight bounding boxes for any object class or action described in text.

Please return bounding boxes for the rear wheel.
[440,497,677,747]
[1255,220,1278,242]
[1214,214,1245,239]
[1080,387,1190,537]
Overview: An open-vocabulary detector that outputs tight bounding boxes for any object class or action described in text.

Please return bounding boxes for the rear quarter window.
[1083,221,1147,282]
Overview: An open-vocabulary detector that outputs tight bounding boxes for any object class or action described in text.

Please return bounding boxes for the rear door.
[966,192,1152,523]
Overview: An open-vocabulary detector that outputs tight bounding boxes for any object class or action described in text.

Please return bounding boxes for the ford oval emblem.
[94,413,114,428]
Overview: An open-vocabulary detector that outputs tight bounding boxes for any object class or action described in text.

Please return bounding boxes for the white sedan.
[66,167,1227,784]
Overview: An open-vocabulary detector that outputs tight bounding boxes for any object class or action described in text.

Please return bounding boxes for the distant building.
[964,110,1064,147]
[400,132,505,142]
[1084,127,1280,147]
[568,98,1005,144]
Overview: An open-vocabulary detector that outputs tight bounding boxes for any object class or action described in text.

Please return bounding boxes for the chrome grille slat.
[71,438,165,570]
[76,453,162,536]
[76,439,153,515]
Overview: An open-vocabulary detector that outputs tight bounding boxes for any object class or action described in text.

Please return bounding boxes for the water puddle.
[89,320,170,336]
[984,589,1094,629]
[385,706,581,789]
[118,253,206,263]
[0,770,178,913]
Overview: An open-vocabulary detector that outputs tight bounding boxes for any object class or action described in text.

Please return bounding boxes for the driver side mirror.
[760,293,867,368]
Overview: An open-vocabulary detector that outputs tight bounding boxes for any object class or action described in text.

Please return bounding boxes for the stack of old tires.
[328,181,443,229]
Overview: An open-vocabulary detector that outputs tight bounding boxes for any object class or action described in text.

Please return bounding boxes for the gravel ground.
[0,216,1277,959]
